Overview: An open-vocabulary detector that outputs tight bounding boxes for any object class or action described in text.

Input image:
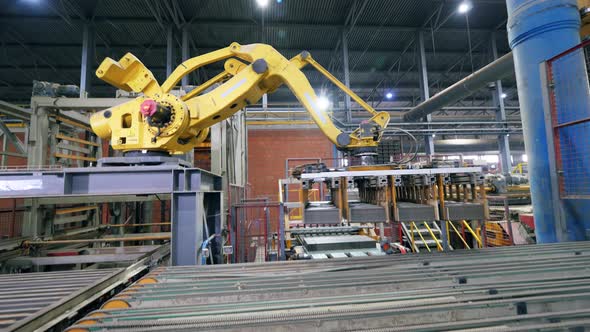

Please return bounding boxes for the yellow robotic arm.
[91,43,390,155]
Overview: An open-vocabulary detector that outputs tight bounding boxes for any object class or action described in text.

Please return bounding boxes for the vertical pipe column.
[417,31,434,156]
[507,0,587,242]
[80,23,95,98]
[491,33,512,174]
[166,25,175,77]
[342,29,352,123]
[181,26,190,90]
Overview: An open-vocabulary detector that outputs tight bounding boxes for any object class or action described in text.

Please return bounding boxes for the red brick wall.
[247,129,334,199]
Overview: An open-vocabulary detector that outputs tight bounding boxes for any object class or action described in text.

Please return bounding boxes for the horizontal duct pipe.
[403,52,515,122]
[434,139,525,154]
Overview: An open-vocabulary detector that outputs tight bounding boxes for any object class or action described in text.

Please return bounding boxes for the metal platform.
[66,241,590,331]
[0,166,222,266]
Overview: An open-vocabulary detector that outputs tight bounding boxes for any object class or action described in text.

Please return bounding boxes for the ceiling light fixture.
[458,1,472,14]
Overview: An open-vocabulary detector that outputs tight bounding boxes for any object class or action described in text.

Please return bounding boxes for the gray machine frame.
[0,165,222,266]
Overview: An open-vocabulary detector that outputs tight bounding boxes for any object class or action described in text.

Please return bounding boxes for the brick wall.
[247,128,334,200]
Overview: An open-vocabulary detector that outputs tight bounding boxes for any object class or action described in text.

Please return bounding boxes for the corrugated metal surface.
[67,242,590,332]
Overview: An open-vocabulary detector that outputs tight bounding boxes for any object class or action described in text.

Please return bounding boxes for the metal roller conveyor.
[67,242,590,331]
[2,245,167,332]
[0,269,120,331]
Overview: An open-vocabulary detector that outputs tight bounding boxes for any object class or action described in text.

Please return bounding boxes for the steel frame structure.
[0,165,222,266]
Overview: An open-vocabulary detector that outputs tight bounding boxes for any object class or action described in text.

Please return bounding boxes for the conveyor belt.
[67,242,590,331]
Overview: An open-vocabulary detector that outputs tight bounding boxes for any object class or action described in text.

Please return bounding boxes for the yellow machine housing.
[91,43,390,155]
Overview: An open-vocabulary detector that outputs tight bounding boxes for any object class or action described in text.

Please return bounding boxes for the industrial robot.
[90,42,390,164]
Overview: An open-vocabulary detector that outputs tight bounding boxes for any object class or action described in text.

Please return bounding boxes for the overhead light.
[458,1,472,14]
[317,96,331,111]
[385,92,393,99]
[432,134,436,138]
[276,0,282,3]
[501,93,507,99]
[506,133,510,137]
[256,0,269,7]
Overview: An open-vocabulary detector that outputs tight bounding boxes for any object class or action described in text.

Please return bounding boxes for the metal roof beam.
[0,43,504,58]
[0,15,506,34]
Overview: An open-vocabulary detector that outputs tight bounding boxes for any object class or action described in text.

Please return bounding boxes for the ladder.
[401,221,451,253]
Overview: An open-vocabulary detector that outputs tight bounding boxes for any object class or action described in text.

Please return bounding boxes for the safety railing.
[410,221,431,252]
[446,220,471,249]
[462,220,483,248]
[423,221,443,251]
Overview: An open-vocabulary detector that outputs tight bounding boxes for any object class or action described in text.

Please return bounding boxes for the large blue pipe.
[507,0,590,242]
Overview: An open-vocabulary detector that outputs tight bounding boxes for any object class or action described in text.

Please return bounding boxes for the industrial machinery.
[90,42,390,159]
[485,173,530,205]
[281,163,488,257]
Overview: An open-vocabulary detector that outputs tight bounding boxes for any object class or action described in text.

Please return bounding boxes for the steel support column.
[80,24,95,98]
[24,104,49,237]
[342,29,352,123]
[417,31,434,155]
[171,192,203,265]
[262,93,268,111]
[166,25,175,77]
[491,33,512,174]
[181,26,189,90]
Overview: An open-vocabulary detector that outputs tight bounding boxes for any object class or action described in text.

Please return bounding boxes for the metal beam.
[0,42,508,58]
[0,15,508,35]
[0,120,25,155]
[166,25,175,77]
[181,26,189,89]
[491,33,511,174]
[0,100,32,121]
[342,29,352,123]
[80,23,95,97]
[417,31,434,156]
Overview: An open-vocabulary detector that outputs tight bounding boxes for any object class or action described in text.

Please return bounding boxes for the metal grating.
[547,40,590,199]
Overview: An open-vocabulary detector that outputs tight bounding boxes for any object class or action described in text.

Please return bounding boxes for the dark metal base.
[445,202,486,220]
[97,156,192,168]
[124,150,170,158]
[349,203,387,222]
[396,202,437,222]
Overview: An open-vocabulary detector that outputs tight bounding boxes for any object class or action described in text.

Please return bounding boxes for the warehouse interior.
[1,0,590,331]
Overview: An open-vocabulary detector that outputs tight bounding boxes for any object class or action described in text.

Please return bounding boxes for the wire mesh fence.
[230,200,285,263]
[547,40,590,198]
